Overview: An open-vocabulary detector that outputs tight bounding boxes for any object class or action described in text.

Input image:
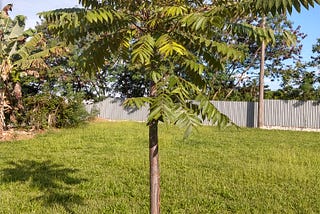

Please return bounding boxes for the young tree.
[40,0,320,213]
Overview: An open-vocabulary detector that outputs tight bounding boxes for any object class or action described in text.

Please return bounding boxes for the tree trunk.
[149,119,160,214]
[149,81,160,214]
[258,16,266,128]
[149,82,160,214]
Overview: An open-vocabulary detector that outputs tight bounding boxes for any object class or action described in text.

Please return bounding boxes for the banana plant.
[0,5,66,135]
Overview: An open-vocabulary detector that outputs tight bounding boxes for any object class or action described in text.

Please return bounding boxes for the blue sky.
[289,4,320,61]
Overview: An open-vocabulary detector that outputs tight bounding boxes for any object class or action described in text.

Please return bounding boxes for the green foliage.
[22,90,91,129]
[124,74,232,137]
[106,65,149,98]
[132,34,155,65]
[311,38,320,66]
[238,0,320,15]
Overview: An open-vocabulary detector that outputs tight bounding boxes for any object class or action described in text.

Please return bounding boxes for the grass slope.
[0,121,319,213]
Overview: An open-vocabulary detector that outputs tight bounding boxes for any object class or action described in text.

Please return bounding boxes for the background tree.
[265,38,320,101]
[40,0,320,213]
[308,38,320,100]
[0,6,90,132]
[203,14,306,101]
[18,22,93,129]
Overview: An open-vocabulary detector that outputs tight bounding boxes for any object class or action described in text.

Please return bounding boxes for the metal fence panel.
[86,98,148,122]
[86,99,320,130]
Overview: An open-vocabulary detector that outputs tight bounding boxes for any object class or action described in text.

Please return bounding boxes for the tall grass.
[0,121,319,213]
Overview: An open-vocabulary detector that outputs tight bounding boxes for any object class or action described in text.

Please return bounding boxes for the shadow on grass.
[0,160,86,214]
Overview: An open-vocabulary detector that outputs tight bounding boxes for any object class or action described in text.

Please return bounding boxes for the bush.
[15,92,93,129]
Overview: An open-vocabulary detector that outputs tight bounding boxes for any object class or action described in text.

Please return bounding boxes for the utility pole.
[258,16,266,128]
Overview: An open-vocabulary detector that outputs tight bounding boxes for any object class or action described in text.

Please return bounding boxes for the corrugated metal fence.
[86,99,320,130]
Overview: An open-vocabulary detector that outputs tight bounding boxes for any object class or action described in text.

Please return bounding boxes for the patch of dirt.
[90,117,112,122]
[0,129,43,141]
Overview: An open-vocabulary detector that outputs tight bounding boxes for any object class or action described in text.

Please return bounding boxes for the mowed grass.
[0,121,320,213]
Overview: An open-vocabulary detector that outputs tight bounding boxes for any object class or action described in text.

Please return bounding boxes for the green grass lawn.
[0,121,319,213]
